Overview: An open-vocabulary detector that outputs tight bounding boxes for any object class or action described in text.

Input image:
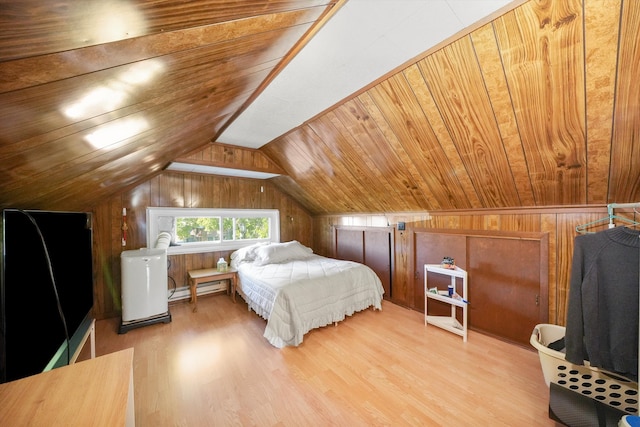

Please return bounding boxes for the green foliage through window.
[147,208,279,255]
[175,216,270,244]
[176,217,221,243]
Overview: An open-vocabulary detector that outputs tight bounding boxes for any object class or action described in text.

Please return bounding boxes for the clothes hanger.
[575,214,640,234]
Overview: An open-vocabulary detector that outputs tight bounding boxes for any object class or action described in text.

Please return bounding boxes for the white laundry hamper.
[531,324,639,415]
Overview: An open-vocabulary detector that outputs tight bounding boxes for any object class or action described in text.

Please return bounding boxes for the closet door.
[335,228,364,263]
[364,230,392,298]
[334,226,393,300]
[412,228,548,346]
[467,237,545,346]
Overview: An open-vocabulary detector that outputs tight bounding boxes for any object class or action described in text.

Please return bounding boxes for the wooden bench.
[187,268,238,312]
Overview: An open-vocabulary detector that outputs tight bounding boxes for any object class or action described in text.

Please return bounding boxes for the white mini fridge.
[119,248,172,333]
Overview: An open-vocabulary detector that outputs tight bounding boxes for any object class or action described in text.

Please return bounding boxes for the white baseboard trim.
[168,280,228,303]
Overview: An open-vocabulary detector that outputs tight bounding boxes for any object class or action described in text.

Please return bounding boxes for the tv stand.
[72,318,96,362]
[45,316,96,373]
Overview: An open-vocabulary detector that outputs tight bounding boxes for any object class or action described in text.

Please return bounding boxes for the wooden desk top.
[0,348,134,427]
[188,267,237,279]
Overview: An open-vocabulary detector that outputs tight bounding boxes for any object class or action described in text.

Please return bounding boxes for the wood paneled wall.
[314,205,639,326]
[175,142,287,175]
[92,171,312,320]
[90,165,638,327]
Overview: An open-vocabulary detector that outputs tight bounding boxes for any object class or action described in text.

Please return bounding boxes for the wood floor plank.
[87,294,557,426]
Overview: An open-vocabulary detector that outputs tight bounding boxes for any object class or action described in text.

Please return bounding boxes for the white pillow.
[253,241,313,265]
[230,242,270,262]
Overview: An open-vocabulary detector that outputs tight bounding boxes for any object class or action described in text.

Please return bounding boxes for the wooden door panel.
[414,231,466,312]
[364,230,391,298]
[467,237,541,346]
[334,226,394,300]
[412,228,548,346]
[335,228,364,263]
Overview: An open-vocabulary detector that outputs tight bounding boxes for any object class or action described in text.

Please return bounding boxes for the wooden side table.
[188,268,238,312]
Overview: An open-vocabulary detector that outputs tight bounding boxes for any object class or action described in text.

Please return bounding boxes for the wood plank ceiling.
[262,0,640,214]
[0,0,340,211]
[0,0,639,216]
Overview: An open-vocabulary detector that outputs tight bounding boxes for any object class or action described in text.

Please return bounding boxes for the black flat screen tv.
[0,209,95,383]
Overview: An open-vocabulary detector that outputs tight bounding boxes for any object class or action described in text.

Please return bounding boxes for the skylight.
[166,162,280,179]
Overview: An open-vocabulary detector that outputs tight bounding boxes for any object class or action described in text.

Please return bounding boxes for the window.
[147,208,280,255]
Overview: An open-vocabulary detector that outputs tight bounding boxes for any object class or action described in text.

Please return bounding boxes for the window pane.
[236,217,270,239]
[147,208,279,254]
[222,217,234,241]
[175,217,221,243]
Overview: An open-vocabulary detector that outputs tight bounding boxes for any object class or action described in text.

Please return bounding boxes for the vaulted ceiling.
[262,0,640,214]
[0,0,341,210]
[1,0,639,215]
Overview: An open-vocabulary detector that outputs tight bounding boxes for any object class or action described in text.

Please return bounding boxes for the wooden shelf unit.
[424,264,468,342]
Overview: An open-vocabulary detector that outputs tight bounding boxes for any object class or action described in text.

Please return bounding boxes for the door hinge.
[535,295,540,306]
[415,271,419,279]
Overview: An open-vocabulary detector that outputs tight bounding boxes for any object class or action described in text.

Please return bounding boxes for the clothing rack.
[575,202,640,234]
[573,202,640,418]
[616,202,640,417]
[608,202,639,418]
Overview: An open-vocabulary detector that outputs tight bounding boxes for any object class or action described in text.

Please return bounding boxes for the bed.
[230,241,385,348]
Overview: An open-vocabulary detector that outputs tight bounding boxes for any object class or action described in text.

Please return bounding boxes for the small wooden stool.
[187,268,238,312]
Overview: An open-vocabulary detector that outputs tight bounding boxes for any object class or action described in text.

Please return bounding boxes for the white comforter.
[234,254,384,348]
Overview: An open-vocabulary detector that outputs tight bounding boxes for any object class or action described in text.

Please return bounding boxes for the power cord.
[167,257,176,299]
[18,210,71,365]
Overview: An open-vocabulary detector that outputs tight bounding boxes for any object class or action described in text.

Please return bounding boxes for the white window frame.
[146,207,280,255]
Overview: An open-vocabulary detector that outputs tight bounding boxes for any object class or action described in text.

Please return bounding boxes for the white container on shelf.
[217,257,228,272]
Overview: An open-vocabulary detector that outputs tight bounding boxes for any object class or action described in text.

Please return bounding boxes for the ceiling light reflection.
[73,0,147,46]
[120,61,164,85]
[85,117,148,149]
[62,59,164,121]
[64,86,127,119]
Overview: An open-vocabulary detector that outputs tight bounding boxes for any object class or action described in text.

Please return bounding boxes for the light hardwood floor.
[88,293,558,426]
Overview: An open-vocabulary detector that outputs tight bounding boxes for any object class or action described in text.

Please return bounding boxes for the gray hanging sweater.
[565,226,639,380]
